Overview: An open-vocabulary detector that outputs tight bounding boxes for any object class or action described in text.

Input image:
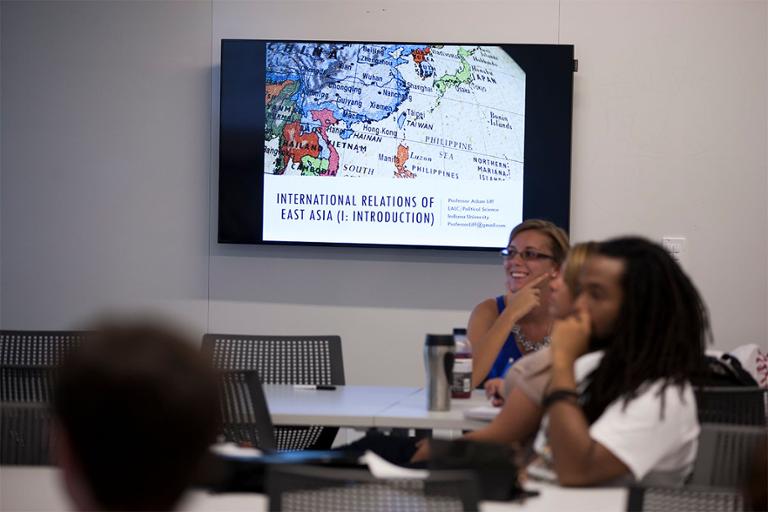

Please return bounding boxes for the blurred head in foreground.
[53,320,220,511]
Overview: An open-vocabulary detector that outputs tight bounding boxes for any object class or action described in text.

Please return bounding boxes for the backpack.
[694,353,759,387]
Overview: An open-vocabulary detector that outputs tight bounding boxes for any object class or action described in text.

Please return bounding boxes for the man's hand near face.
[550,306,592,369]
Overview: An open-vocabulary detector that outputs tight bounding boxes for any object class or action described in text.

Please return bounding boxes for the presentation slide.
[262,43,525,248]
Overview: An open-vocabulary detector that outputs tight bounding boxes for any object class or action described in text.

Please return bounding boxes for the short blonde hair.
[507,219,570,265]
[562,241,597,295]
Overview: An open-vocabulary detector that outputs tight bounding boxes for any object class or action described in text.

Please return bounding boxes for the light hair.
[507,219,570,265]
[562,241,597,295]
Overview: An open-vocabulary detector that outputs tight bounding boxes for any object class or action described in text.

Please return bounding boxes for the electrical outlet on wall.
[662,237,687,268]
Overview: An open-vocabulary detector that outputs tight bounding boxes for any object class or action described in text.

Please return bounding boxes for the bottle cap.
[425,334,455,347]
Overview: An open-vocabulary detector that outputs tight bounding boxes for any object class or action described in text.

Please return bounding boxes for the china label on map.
[264,43,525,182]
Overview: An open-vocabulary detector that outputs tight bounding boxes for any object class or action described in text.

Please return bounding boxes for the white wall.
[1,0,213,333]
[2,0,766,386]
[561,1,768,352]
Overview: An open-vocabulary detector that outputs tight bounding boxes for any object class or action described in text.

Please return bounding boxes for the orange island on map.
[393,144,415,178]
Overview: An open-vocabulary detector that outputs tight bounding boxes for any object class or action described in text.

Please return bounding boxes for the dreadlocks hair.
[581,236,710,424]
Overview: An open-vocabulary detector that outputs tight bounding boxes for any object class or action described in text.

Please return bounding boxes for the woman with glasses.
[469,219,569,390]
[411,242,593,464]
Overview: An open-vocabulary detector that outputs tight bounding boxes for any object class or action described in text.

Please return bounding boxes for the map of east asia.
[262,43,526,246]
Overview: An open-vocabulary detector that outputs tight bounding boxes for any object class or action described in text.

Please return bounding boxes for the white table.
[263,385,491,431]
[263,384,419,428]
[0,466,628,512]
[485,480,628,512]
[0,466,266,512]
[374,388,491,430]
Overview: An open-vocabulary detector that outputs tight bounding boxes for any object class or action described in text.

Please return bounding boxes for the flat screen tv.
[219,39,574,250]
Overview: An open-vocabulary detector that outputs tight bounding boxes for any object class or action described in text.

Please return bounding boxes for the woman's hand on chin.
[505,273,551,319]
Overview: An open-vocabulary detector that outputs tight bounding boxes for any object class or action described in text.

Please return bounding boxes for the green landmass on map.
[433,47,478,109]
[300,155,330,176]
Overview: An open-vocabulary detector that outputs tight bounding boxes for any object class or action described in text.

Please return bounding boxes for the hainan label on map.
[261,42,525,247]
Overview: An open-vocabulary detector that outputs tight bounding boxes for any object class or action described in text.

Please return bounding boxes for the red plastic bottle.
[451,328,472,399]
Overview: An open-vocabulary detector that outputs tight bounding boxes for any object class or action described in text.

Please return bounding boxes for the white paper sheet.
[359,450,430,479]
[463,405,501,421]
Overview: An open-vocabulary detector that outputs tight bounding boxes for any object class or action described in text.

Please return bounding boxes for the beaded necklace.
[512,324,551,353]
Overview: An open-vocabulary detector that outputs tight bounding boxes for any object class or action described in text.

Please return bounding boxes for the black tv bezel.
[218,39,574,251]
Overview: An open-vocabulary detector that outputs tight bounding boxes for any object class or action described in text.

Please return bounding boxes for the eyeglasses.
[500,248,555,262]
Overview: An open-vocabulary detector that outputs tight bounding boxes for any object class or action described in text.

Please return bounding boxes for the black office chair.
[694,386,767,426]
[202,334,345,451]
[0,330,86,465]
[689,423,768,489]
[267,465,480,512]
[627,485,744,512]
[219,369,277,452]
[0,402,53,465]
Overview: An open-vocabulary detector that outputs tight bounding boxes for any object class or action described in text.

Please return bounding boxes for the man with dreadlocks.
[541,237,709,486]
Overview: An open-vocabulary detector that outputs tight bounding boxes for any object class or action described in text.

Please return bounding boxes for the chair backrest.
[0,366,58,402]
[1,330,86,402]
[627,485,744,512]
[202,334,345,385]
[690,423,768,488]
[267,465,480,512]
[0,330,85,465]
[0,330,86,367]
[202,334,344,451]
[694,386,767,426]
[0,402,53,465]
[219,370,277,453]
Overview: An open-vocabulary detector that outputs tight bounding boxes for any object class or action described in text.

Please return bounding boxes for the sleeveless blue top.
[485,295,523,381]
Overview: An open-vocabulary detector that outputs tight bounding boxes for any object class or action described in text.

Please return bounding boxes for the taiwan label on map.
[262,42,526,248]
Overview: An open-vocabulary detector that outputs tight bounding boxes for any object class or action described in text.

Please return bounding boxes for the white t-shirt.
[535,351,700,486]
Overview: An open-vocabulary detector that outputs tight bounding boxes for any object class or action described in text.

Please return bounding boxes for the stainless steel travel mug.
[424,334,455,411]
